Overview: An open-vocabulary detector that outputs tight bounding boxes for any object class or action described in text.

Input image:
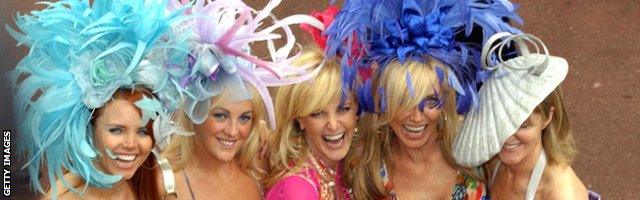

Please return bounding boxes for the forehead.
[96,99,142,126]
[214,99,254,113]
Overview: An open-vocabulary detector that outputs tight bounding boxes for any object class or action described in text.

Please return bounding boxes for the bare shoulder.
[544,164,589,199]
[44,173,83,200]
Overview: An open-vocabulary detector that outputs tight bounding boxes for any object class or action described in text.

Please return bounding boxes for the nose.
[224,120,240,137]
[326,113,339,132]
[122,133,137,150]
[409,107,424,122]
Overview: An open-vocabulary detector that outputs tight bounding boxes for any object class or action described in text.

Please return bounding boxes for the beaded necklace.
[307,153,338,200]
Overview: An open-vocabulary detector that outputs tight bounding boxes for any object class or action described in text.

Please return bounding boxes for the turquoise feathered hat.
[7,0,188,196]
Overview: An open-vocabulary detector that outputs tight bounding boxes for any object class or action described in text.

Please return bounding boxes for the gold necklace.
[307,153,337,200]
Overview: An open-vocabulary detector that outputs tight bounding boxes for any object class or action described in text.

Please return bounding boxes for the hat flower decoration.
[168,0,324,129]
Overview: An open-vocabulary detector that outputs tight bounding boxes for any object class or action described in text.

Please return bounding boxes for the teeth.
[504,143,521,150]
[403,125,425,133]
[218,138,236,146]
[322,133,345,141]
[117,154,136,162]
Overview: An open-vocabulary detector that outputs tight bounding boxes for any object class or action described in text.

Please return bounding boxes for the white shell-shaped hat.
[452,33,569,167]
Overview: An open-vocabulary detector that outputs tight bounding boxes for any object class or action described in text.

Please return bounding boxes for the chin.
[498,151,525,166]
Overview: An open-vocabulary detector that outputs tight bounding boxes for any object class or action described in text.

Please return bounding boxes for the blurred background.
[1,0,638,199]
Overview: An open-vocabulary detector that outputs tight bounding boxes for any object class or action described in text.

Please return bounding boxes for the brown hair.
[91,88,160,200]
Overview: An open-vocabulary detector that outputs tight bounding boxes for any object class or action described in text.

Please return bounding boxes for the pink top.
[265,165,351,200]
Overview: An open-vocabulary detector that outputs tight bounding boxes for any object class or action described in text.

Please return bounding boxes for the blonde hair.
[161,83,268,180]
[344,58,477,200]
[265,48,349,188]
[534,87,576,165]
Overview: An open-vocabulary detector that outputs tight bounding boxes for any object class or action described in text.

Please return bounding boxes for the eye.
[108,127,124,135]
[337,105,351,113]
[310,111,325,118]
[137,128,149,137]
[519,122,529,129]
[212,112,228,122]
[423,96,442,109]
[238,113,253,124]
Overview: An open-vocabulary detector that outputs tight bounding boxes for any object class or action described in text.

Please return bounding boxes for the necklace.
[307,153,338,200]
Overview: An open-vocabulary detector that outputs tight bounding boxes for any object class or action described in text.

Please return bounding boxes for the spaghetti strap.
[490,161,500,186]
[183,171,196,200]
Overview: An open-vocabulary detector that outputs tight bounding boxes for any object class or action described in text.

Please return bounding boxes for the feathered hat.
[325,0,523,115]
[167,0,323,129]
[7,0,188,195]
[453,32,569,167]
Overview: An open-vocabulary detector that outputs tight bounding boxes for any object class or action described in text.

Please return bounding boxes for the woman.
[8,0,184,199]
[156,0,323,199]
[47,89,161,199]
[325,0,522,199]
[160,84,269,199]
[265,49,357,200]
[453,33,600,200]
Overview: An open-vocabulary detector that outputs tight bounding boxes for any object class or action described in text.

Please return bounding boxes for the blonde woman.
[325,0,523,199]
[265,49,357,200]
[156,0,323,198]
[453,33,600,200]
[160,84,269,199]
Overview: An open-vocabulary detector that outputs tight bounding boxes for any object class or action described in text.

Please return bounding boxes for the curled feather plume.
[170,0,323,129]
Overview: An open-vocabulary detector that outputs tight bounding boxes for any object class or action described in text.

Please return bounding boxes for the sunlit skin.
[297,96,358,169]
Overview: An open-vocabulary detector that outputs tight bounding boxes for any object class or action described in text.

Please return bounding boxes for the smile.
[217,138,237,148]
[114,154,137,169]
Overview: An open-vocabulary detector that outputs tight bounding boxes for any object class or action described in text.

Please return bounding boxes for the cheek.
[238,123,253,139]
[339,114,357,130]
[423,109,442,122]
[195,119,226,136]
[515,128,542,144]
[138,136,154,153]
[93,131,116,149]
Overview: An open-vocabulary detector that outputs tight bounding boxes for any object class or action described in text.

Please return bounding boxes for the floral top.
[380,163,487,200]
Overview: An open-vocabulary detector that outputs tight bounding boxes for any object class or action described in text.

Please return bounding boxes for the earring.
[352,128,360,140]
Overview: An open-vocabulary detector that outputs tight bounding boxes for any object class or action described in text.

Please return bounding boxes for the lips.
[321,132,346,149]
[401,124,428,139]
[114,154,137,169]
[217,138,237,148]
[502,142,522,152]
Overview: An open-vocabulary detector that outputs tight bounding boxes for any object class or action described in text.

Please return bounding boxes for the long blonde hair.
[161,83,268,180]
[344,58,477,199]
[265,48,349,188]
[535,87,576,166]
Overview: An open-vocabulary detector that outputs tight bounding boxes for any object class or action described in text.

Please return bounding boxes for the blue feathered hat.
[326,0,523,115]
[7,0,188,195]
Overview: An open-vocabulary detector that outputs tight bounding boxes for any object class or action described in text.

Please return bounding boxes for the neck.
[309,151,338,174]
[502,144,544,184]
[190,141,237,176]
[394,133,442,165]
[88,180,133,199]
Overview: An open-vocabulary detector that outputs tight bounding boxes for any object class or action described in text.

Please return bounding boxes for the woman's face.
[499,110,553,166]
[389,94,443,149]
[297,96,357,166]
[93,99,153,180]
[193,99,254,163]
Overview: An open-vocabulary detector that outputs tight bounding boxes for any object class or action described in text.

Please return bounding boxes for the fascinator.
[7,0,188,195]
[452,32,569,167]
[168,0,323,129]
[326,0,523,115]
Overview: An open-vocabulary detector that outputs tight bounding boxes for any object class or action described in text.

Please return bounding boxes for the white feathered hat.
[452,32,569,167]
